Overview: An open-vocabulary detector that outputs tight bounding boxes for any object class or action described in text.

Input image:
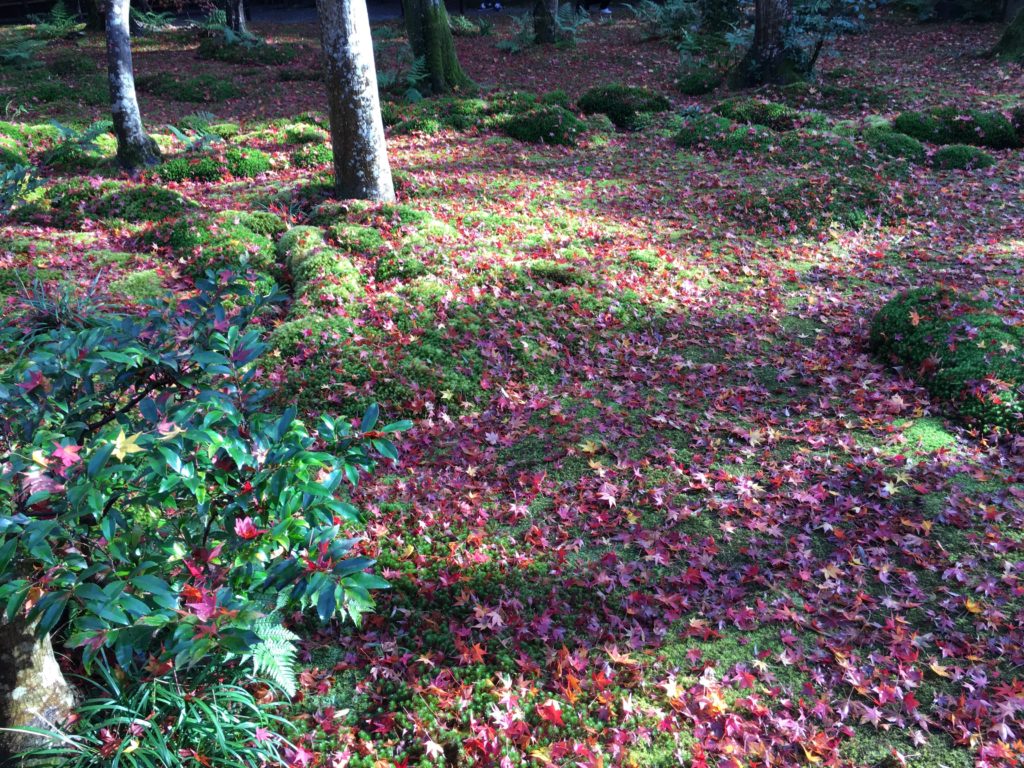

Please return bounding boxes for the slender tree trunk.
[401,0,472,94]
[729,0,798,87]
[106,0,160,171]
[226,0,249,36]
[316,0,396,201]
[0,618,75,764]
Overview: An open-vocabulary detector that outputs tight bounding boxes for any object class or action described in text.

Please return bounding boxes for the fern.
[496,12,535,52]
[0,164,41,216]
[29,1,82,40]
[245,618,300,698]
[0,39,45,69]
[42,119,113,167]
[405,55,429,88]
[130,8,174,32]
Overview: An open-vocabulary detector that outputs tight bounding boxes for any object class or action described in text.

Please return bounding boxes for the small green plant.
[931,143,995,170]
[42,120,115,170]
[501,104,584,145]
[496,12,536,53]
[578,84,670,130]
[0,39,46,69]
[450,14,483,35]
[129,7,175,32]
[0,163,41,216]
[626,0,699,42]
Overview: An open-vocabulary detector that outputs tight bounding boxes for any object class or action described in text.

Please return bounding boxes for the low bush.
[893,107,1019,148]
[577,83,670,130]
[870,286,1023,432]
[931,143,995,169]
[502,105,584,145]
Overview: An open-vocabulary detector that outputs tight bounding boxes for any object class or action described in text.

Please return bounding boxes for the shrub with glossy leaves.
[0,277,410,683]
[870,286,1023,432]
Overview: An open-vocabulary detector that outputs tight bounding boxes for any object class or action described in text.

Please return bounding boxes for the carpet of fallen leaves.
[2,9,1024,768]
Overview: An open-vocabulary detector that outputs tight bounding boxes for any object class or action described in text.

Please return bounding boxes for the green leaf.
[360,403,379,433]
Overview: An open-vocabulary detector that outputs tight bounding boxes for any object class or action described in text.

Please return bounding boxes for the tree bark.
[533,0,558,43]
[401,0,473,94]
[993,7,1024,59]
[226,0,249,36]
[729,0,799,87]
[316,0,396,201]
[0,618,75,765]
[105,0,160,171]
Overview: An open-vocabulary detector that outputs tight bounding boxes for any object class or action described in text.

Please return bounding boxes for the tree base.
[993,9,1024,61]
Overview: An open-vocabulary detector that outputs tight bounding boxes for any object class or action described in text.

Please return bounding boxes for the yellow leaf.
[530,748,553,765]
[123,739,140,754]
[578,439,602,455]
[928,661,951,678]
[112,430,145,461]
[158,424,186,440]
[801,745,822,764]
[965,598,984,614]
[31,450,49,467]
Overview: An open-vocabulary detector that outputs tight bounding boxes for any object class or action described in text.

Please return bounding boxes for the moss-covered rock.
[870,287,1023,432]
[578,84,670,130]
[277,225,327,269]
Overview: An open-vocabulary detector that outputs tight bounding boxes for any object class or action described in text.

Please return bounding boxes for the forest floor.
[2,9,1024,768]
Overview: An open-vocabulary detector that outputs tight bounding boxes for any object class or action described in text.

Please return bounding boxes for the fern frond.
[247,618,299,698]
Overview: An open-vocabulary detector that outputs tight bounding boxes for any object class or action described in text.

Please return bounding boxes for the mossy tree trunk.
[401,0,473,94]
[533,0,559,43]
[316,0,396,201]
[0,617,76,764]
[729,0,801,87]
[993,7,1024,59]
[105,0,160,171]
[226,0,249,36]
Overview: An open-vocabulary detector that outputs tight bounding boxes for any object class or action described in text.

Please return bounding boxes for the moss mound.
[577,84,670,131]
[893,107,1019,149]
[94,185,194,222]
[156,155,224,182]
[168,210,276,275]
[291,143,333,169]
[870,287,1023,433]
[501,105,584,145]
[863,127,926,162]
[712,97,804,132]
[931,144,995,170]
[677,66,722,96]
[225,147,272,177]
[136,72,242,103]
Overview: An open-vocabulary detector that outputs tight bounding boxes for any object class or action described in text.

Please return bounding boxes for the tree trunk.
[401,0,473,94]
[316,0,396,201]
[106,0,160,171]
[533,0,558,43]
[81,0,105,32]
[729,0,799,87]
[0,618,75,765]
[993,7,1024,60]
[226,0,249,36]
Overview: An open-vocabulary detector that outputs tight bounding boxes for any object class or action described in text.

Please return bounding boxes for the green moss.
[235,211,286,237]
[277,225,327,269]
[502,105,584,145]
[677,66,722,95]
[902,416,957,452]
[863,126,926,162]
[282,123,328,144]
[712,97,803,131]
[871,287,1023,432]
[375,249,427,281]
[108,269,166,302]
[156,155,224,182]
[169,212,276,276]
[136,72,242,103]
[841,729,971,768]
[46,49,97,76]
[0,267,60,297]
[291,143,332,169]
[894,107,1020,148]
[578,84,670,130]
[93,185,193,222]
[0,135,28,166]
[931,144,995,170]
[526,259,587,285]
[196,37,297,65]
[225,147,272,177]
[328,223,385,253]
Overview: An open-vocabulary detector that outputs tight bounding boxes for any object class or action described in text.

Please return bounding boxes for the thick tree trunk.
[316,0,396,201]
[106,0,160,171]
[0,618,75,764]
[401,0,472,94]
[729,0,799,87]
[533,0,558,43]
[226,0,249,36]
[993,7,1024,59]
